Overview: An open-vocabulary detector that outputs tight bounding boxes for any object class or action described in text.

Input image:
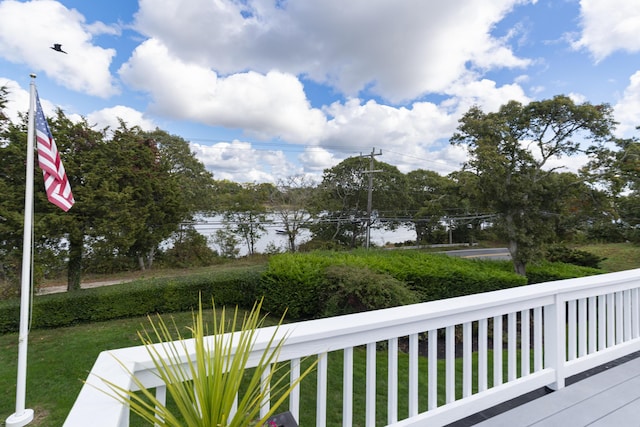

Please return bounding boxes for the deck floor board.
[472,356,640,426]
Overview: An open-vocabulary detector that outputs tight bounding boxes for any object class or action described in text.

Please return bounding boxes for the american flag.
[35,92,74,211]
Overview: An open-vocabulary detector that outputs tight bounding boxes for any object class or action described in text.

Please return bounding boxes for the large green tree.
[451,95,614,275]
[314,157,408,248]
[270,176,317,252]
[0,86,33,291]
[224,182,273,255]
[584,133,640,242]
[1,92,216,290]
[142,129,216,213]
[405,169,456,244]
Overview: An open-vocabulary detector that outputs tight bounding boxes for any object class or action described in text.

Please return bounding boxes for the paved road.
[36,279,131,295]
[444,247,511,260]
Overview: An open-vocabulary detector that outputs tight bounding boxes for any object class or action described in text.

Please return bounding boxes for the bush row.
[258,250,527,319]
[0,266,265,334]
[0,250,604,333]
[258,250,604,319]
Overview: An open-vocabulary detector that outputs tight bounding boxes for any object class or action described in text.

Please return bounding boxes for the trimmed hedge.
[0,251,606,334]
[526,261,603,284]
[258,250,604,320]
[258,250,530,319]
[0,266,264,334]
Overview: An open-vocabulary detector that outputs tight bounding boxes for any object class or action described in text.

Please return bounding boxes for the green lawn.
[576,243,640,272]
[1,312,197,426]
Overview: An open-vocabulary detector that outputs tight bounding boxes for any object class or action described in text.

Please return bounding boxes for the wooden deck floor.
[452,351,640,426]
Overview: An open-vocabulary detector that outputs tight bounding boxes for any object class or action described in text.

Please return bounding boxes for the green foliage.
[320,265,419,317]
[213,227,241,258]
[451,96,615,275]
[545,244,605,269]
[0,266,264,334]
[525,261,603,284]
[258,250,529,319]
[406,169,459,244]
[313,157,409,248]
[161,228,220,268]
[0,100,216,290]
[258,252,334,318]
[577,242,640,272]
[586,222,627,243]
[99,298,317,427]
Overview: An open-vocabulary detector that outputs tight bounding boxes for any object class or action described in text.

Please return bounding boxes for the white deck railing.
[64,269,640,426]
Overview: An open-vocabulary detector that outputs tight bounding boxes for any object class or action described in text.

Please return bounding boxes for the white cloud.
[572,0,640,61]
[0,0,118,98]
[567,93,588,105]
[613,71,640,137]
[298,147,339,172]
[189,140,297,183]
[317,76,528,163]
[133,0,533,102]
[444,78,531,115]
[0,77,69,123]
[1,78,29,123]
[87,106,156,134]
[119,39,326,143]
[322,98,455,155]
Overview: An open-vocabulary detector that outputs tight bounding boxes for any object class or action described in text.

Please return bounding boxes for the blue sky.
[1,0,640,183]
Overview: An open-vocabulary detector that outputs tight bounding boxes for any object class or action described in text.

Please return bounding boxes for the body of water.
[190,215,416,256]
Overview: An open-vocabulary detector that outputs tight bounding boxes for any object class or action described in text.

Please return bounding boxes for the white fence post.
[544,295,566,390]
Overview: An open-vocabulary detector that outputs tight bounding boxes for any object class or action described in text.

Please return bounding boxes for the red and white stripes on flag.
[34,92,74,211]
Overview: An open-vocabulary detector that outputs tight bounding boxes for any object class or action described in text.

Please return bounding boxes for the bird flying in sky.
[50,44,67,54]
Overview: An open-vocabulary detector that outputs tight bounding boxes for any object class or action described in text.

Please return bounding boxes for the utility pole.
[359,147,382,249]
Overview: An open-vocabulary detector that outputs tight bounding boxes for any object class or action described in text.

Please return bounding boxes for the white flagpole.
[6,74,37,427]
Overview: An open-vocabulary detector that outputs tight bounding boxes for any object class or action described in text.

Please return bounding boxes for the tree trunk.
[508,239,527,276]
[513,259,527,276]
[506,213,527,276]
[288,232,296,252]
[414,221,427,244]
[147,247,155,269]
[67,228,83,291]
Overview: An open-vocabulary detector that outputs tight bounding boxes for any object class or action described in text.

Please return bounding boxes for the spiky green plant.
[98,298,316,426]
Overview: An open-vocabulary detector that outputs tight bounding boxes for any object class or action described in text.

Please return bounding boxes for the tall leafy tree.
[270,175,317,252]
[584,134,640,242]
[314,157,408,248]
[405,169,455,244]
[451,95,614,275]
[0,104,108,291]
[141,129,216,213]
[47,111,128,288]
[0,86,32,291]
[110,125,210,270]
[224,183,272,255]
[0,93,215,290]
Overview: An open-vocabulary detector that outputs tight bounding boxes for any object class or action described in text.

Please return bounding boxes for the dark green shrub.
[320,265,419,317]
[545,245,605,269]
[526,261,603,284]
[587,222,626,243]
[258,250,529,319]
[0,266,264,334]
[257,253,335,319]
[161,229,220,268]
